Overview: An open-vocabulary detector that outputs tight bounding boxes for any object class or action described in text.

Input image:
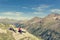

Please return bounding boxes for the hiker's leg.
[14,30,16,33]
[22,31,26,33]
[18,30,22,34]
[13,29,16,33]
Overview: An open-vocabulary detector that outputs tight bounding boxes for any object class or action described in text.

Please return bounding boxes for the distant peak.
[32,17,41,19]
[48,13,60,17]
[27,17,42,23]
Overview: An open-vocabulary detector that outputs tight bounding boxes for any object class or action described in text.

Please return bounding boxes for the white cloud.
[0,12,36,20]
[32,5,50,12]
[22,7,28,9]
[32,4,50,14]
[4,12,13,15]
[0,16,29,20]
[51,9,60,13]
[32,12,44,14]
[28,4,52,18]
[0,12,29,20]
[1,12,23,16]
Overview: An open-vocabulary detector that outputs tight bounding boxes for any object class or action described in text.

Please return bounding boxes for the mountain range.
[0,13,60,40]
[23,13,60,40]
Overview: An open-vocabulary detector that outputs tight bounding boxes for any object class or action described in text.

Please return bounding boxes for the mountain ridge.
[24,13,60,40]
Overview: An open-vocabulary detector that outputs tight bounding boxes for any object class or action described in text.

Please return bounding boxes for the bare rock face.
[24,13,60,40]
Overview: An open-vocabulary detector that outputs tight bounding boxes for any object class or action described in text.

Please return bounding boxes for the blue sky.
[0,0,60,20]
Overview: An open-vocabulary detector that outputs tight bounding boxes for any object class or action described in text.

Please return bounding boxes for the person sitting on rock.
[18,27,22,34]
[18,27,26,34]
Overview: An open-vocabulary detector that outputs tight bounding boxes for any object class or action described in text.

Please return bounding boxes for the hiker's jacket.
[18,28,21,31]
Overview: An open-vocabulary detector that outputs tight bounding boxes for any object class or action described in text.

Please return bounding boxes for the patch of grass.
[0,31,15,40]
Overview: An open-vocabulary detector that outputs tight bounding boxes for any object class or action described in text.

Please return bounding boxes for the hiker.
[18,27,22,34]
[9,27,16,33]
[18,27,26,34]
